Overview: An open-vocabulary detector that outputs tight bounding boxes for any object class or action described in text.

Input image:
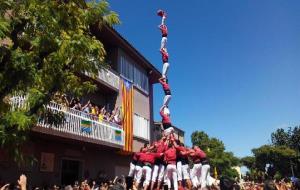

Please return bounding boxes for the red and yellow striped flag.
[121,79,134,152]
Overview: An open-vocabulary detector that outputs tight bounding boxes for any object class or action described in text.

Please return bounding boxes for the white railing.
[10,96,125,147]
[133,114,150,140]
[97,68,120,90]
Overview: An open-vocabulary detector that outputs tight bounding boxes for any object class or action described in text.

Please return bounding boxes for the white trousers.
[162,62,169,78]
[200,164,210,189]
[166,164,178,190]
[191,163,202,188]
[161,37,167,49]
[164,127,174,136]
[136,165,152,186]
[161,16,166,25]
[157,164,166,182]
[177,161,182,181]
[134,165,142,181]
[182,164,190,180]
[177,162,190,181]
[151,165,159,182]
[128,162,136,177]
[163,95,171,106]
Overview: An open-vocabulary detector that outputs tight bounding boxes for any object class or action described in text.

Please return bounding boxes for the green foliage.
[0,0,119,163]
[241,156,255,170]
[191,131,240,178]
[252,145,296,177]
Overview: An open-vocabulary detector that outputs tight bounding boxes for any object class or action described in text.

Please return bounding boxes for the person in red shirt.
[160,48,170,79]
[135,149,163,190]
[164,139,179,190]
[159,24,168,50]
[159,77,171,107]
[189,145,207,188]
[150,138,167,190]
[160,48,169,63]
[173,140,193,190]
[159,105,174,136]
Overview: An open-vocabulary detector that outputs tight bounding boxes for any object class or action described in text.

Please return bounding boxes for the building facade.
[0,25,162,186]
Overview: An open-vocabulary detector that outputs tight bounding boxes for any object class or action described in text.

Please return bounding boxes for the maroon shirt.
[160,49,169,63]
[139,152,162,165]
[156,141,167,153]
[160,110,171,124]
[164,147,177,165]
[159,79,170,91]
[191,149,206,163]
[159,24,168,36]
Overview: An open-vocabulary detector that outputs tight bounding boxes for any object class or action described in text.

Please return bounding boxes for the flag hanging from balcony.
[81,119,92,133]
[121,78,134,152]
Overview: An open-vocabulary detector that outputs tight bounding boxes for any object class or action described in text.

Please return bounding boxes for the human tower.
[128,10,212,190]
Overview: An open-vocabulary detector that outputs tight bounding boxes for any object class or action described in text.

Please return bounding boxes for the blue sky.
[108,0,300,157]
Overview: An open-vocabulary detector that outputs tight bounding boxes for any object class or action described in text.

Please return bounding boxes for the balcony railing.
[10,96,125,147]
[97,68,120,90]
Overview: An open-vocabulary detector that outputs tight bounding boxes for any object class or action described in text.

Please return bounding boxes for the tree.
[191,131,240,179]
[252,145,296,177]
[0,0,119,163]
[241,156,255,170]
[271,128,290,147]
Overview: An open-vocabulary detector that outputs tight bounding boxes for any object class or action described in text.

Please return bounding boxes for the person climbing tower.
[159,77,171,107]
[160,48,169,79]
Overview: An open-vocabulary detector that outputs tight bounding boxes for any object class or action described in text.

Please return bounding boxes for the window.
[133,114,150,140]
[119,52,149,93]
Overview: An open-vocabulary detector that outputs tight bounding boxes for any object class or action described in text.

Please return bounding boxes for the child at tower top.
[157,9,167,25]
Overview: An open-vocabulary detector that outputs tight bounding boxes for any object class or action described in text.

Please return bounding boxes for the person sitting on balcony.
[160,105,174,136]
[159,77,171,107]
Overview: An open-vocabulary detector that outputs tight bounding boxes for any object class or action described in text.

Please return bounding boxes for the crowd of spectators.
[0,174,299,190]
[0,175,127,190]
[56,94,123,128]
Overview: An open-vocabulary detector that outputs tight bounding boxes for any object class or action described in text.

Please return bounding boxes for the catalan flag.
[121,78,134,152]
[81,119,92,133]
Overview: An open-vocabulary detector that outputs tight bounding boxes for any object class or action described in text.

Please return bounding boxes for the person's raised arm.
[82,100,90,110]
[18,174,27,190]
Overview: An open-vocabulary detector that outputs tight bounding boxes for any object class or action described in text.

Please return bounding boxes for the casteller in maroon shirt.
[160,110,171,125]
[139,152,163,165]
[164,146,177,165]
[159,24,168,37]
[160,48,169,63]
[191,148,206,163]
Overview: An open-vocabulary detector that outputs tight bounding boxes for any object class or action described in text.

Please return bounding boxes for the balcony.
[10,96,125,148]
[96,68,120,90]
